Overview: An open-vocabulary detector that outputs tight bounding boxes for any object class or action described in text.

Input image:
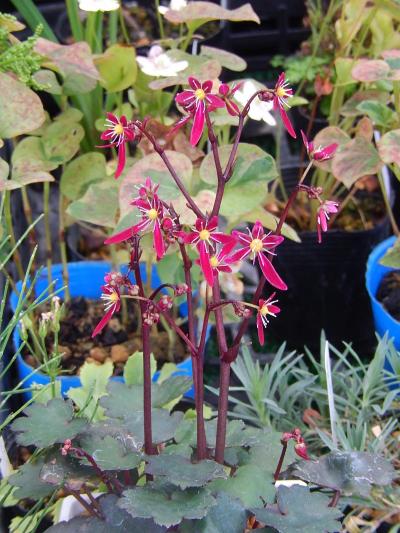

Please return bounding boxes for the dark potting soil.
[22,297,187,376]
[376,271,400,322]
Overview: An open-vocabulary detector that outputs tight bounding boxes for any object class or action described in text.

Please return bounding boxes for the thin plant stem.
[3,191,24,280]
[20,186,37,259]
[65,0,84,41]
[66,488,101,518]
[58,191,70,301]
[43,182,53,288]
[119,6,130,44]
[133,259,154,455]
[273,442,287,480]
[154,0,165,39]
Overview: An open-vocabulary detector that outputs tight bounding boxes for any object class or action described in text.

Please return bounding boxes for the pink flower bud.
[219,83,230,96]
[294,441,310,460]
[174,283,189,296]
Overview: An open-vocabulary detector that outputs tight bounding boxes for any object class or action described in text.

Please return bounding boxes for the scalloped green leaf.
[11,398,87,447]
[45,494,167,532]
[61,152,107,200]
[78,434,142,471]
[377,129,400,165]
[42,120,84,164]
[180,492,247,533]
[209,464,275,507]
[67,180,119,227]
[119,483,216,527]
[340,90,389,117]
[119,151,192,216]
[290,451,395,496]
[95,44,137,93]
[0,73,45,138]
[124,352,157,385]
[8,460,55,500]
[250,485,343,533]
[145,455,227,489]
[332,138,383,188]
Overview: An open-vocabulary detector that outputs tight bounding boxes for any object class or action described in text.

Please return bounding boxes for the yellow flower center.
[199,229,210,241]
[147,208,158,220]
[113,123,124,135]
[275,86,287,98]
[260,304,269,316]
[195,88,206,100]
[109,291,119,302]
[210,256,219,268]
[250,238,263,253]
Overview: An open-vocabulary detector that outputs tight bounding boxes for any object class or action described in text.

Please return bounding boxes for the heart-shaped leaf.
[379,238,400,268]
[35,38,99,95]
[332,137,383,188]
[119,483,216,527]
[11,399,87,447]
[95,44,137,93]
[164,2,260,26]
[42,120,84,164]
[0,73,45,138]
[290,451,395,496]
[201,46,246,71]
[340,90,389,117]
[356,100,397,127]
[11,137,57,183]
[352,59,390,81]
[377,129,400,165]
[67,180,119,227]
[251,485,343,533]
[145,454,227,489]
[61,152,107,200]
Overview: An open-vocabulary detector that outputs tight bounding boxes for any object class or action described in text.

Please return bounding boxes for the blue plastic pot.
[366,236,400,349]
[11,262,197,400]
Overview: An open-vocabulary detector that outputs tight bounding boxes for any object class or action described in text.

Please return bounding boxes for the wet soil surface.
[377,271,400,322]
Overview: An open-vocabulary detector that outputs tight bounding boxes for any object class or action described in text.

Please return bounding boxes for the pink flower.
[301,130,338,161]
[273,73,296,139]
[100,113,135,178]
[281,428,310,460]
[256,294,280,345]
[316,200,339,244]
[105,194,166,260]
[218,82,241,116]
[195,244,236,278]
[230,221,287,291]
[92,284,121,337]
[182,216,236,286]
[175,77,224,145]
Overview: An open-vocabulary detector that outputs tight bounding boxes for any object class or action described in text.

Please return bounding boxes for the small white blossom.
[158,0,187,15]
[234,80,277,126]
[136,46,188,78]
[79,0,119,12]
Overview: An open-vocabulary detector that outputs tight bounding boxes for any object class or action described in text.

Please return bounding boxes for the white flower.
[136,46,188,77]
[159,0,187,15]
[234,80,277,126]
[79,0,119,12]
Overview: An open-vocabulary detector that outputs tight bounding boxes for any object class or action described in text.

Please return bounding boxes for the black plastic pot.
[264,213,391,356]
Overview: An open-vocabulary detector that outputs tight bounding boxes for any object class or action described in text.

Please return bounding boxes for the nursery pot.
[11,262,196,400]
[366,236,400,349]
[264,217,390,355]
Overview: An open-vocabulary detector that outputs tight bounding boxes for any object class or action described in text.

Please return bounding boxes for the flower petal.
[115,142,126,179]
[189,77,201,90]
[176,90,196,107]
[206,94,225,109]
[190,101,205,146]
[230,246,251,263]
[106,112,118,124]
[198,241,214,286]
[279,106,296,139]
[256,313,265,345]
[258,252,287,290]
[92,307,115,337]
[153,220,165,260]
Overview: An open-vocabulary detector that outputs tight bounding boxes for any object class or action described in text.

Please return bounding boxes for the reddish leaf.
[377,129,400,165]
[351,59,390,82]
[332,138,382,188]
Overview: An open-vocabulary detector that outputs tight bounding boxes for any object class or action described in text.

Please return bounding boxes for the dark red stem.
[70,447,117,494]
[274,442,287,481]
[329,490,341,507]
[66,488,102,518]
[134,261,154,455]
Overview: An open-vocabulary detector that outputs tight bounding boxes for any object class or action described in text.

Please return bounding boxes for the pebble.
[111,344,129,363]
[89,347,108,363]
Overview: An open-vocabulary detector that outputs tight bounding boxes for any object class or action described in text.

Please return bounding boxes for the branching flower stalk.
[93,74,338,464]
